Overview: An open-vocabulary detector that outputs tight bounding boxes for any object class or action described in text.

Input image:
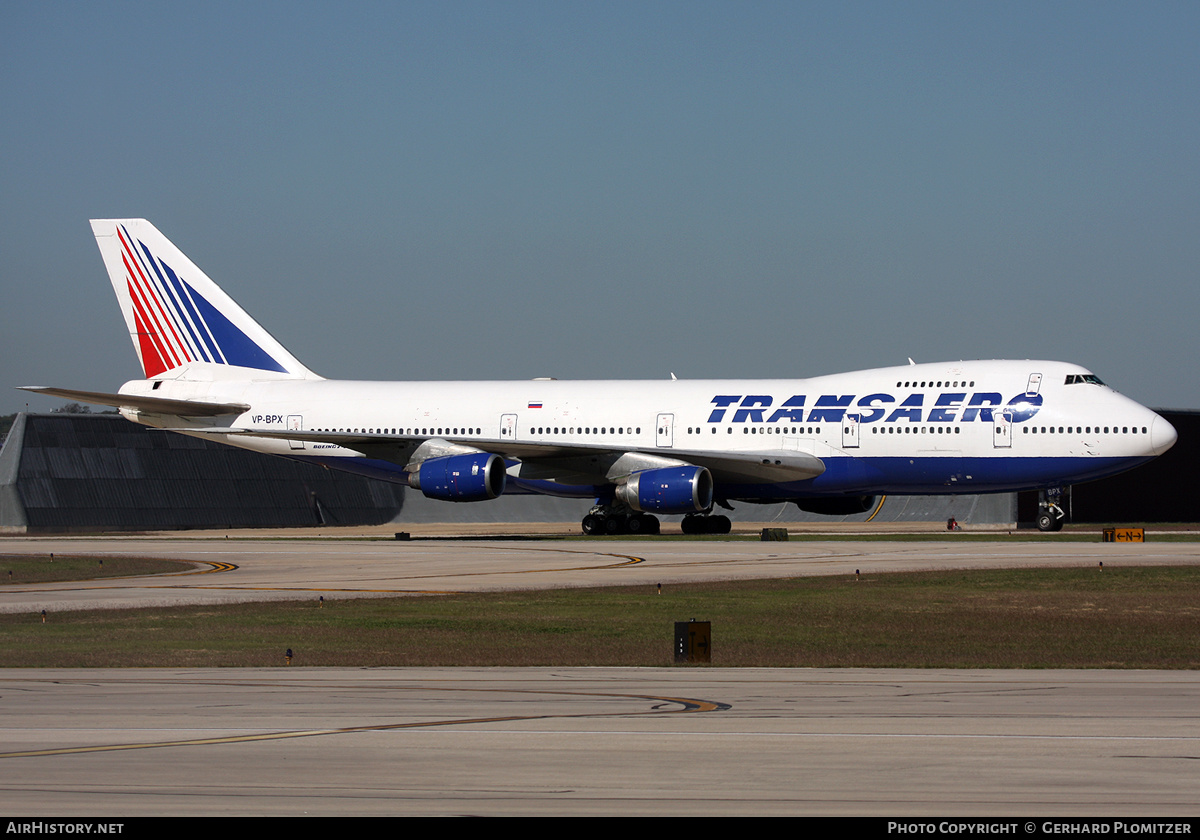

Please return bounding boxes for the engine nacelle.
[409,452,506,502]
[794,495,876,516]
[616,466,714,514]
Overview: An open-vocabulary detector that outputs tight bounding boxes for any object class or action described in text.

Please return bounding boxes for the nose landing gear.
[1036,487,1068,532]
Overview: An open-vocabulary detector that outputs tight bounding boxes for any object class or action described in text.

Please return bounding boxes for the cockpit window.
[1065,374,1105,386]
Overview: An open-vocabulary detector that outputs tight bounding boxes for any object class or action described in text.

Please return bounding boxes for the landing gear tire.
[1036,511,1064,532]
[581,511,662,536]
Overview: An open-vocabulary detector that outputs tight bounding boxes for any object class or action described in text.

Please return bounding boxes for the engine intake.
[616,466,714,513]
[409,452,506,502]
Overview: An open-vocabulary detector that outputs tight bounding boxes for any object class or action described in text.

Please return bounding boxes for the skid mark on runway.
[0,688,727,759]
[1,548,645,599]
[176,546,651,592]
[420,544,648,574]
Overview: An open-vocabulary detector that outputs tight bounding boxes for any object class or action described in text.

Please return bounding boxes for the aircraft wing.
[18,386,250,417]
[178,427,826,485]
[676,449,825,484]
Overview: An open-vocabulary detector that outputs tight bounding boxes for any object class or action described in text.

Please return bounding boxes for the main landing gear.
[581,508,661,536]
[580,506,732,536]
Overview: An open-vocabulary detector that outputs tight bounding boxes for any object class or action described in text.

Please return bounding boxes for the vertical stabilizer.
[90,219,318,379]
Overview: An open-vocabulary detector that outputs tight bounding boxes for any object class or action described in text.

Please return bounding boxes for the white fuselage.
[118,359,1175,500]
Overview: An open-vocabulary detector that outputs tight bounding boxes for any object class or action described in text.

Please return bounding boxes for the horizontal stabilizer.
[18,386,250,417]
[181,427,417,445]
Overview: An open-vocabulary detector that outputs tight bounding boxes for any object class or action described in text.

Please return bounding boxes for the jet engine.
[408,452,506,502]
[615,466,714,513]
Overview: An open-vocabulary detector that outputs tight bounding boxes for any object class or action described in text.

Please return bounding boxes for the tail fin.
[90,219,318,379]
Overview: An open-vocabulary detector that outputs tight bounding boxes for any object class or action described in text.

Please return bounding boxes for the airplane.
[21,219,1177,535]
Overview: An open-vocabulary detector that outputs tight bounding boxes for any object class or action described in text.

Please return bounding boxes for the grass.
[0,555,188,584]
[4,565,1199,669]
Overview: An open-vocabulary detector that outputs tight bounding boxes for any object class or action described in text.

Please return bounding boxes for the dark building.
[0,413,403,533]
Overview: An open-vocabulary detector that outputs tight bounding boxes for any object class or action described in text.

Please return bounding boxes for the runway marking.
[0,689,725,759]
[191,561,238,575]
[0,560,239,595]
[864,495,888,523]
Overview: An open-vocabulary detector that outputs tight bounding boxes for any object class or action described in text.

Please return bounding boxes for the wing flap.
[685,450,826,484]
[156,427,827,484]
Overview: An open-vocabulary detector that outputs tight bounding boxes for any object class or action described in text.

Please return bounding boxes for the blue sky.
[3,1,1198,413]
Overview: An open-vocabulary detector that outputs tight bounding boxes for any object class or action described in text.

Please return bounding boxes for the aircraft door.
[287,415,304,450]
[656,413,674,448]
[842,413,860,449]
[993,409,1013,449]
[1026,373,1043,396]
[500,414,517,440]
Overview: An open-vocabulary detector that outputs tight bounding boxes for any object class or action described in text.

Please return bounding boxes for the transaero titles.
[707,391,1042,425]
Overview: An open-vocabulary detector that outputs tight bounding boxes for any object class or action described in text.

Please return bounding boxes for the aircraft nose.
[1150,414,1178,456]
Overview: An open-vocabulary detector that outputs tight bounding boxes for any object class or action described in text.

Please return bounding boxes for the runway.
[1,666,1197,816]
[3,533,1199,613]
[2,533,1198,815]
